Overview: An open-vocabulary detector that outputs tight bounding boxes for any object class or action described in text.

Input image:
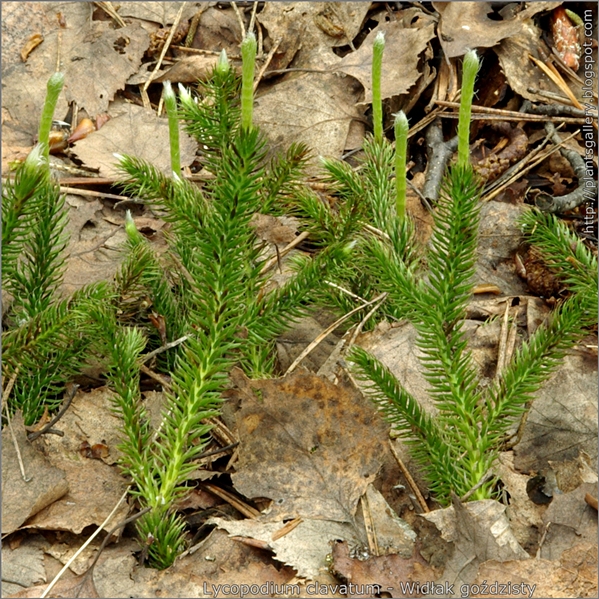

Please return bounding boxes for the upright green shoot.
[372,31,385,143]
[457,50,479,168]
[38,72,64,159]
[394,111,409,223]
[163,81,180,174]
[241,32,257,130]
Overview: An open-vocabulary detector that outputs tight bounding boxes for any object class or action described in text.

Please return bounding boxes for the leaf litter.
[2,1,597,597]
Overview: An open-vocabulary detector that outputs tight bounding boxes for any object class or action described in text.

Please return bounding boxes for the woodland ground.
[1,2,598,598]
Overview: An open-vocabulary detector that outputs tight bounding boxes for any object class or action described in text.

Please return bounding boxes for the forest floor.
[2,2,598,598]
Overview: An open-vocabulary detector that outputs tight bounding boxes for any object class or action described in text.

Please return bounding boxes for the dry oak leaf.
[2,413,68,535]
[71,103,197,177]
[337,18,436,104]
[230,369,388,522]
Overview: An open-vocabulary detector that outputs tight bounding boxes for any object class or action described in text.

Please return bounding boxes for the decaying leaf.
[230,369,389,522]
[513,353,598,473]
[70,103,197,177]
[210,517,361,579]
[474,543,598,598]
[2,413,69,536]
[331,540,437,598]
[254,73,363,166]
[338,16,436,104]
[423,495,529,587]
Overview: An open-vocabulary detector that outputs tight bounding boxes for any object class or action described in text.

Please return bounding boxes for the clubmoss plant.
[290,33,416,327]
[2,74,110,425]
[112,39,345,568]
[347,50,596,505]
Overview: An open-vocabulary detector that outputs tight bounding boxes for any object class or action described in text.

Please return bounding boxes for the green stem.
[457,50,480,169]
[241,33,257,130]
[372,31,385,144]
[38,72,65,161]
[163,81,180,174]
[394,111,409,223]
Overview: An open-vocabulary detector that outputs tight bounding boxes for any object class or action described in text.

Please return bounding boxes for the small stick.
[346,293,387,349]
[438,112,586,124]
[93,1,126,28]
[60,186,131,202]
[1,366,20,412]
[533,123,597,212]
[388,441,429,513]
[495,301,511,378]
[5,408,31,482]
[285,293,387,376]
[271,517,302,542]
[74,506,152,598]
[141,335,190,364]
[360,493,380,556]
[481,130,579,203]
[28,384,79,441]
[40,488,131,598]
[254,38,281,93]
[435,100,593,123]
[259,231,309,274]
[202,482,260,518]
[143,2,187,93]
[231,2,246,38]
[460,469,495,502]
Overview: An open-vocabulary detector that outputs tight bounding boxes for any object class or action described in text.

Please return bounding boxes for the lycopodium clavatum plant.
[345,49,597,505]
[111,35,347,568]
[290,30,417,326]
[2,72,112,425]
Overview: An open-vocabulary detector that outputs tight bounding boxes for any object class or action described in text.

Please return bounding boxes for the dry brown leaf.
[433,2,524,58]
[117,2,201,26]
[331,540,437,598]
[210,517,361,579]
[423,496,529,588]
[154,54,219,83]
[22,455,129,535]
[513,352,598,473]
[254,73,363,166]
[474,543,598,598]
[494,4,589,104]
[1,533,48,596]
[2,413,69,536]
[337,17,436,104]
[71,103,197,177]
[230,369,388,522]
[539,482,598,561]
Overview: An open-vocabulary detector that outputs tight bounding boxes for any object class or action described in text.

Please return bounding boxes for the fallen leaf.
[1,534,48,596]
[2,413,69,535]
[474,543,598,598]
[337,17,436,104]
[254,73,363,167]
[331,540,437,598]
[117,2,201,27]
[423,496,529,587]
[210,516,361,579]
[539,483,598,561]
[433,2,524,58]
[71,102,197,177]
[494,3,587,104]
[230,369,389,522]
[513,352,598,473]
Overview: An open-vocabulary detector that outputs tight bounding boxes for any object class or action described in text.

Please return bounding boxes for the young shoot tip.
[216,48,230,74]
[162,80,174,98]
